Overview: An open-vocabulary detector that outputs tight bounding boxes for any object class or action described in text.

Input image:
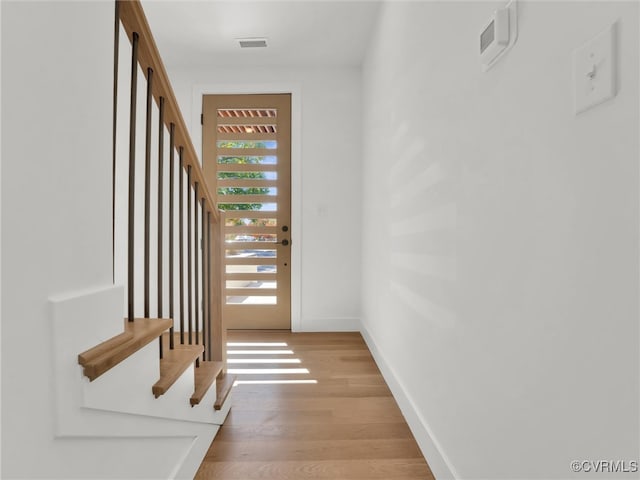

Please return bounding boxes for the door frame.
[192,83,302,332]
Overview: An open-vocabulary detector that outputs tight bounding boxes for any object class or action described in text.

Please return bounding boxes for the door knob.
[280,239,289,246]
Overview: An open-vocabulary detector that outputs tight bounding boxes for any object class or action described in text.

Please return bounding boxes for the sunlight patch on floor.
[233,379,318,386]
[228,368,310,375]
[226,339,315,382]
[227,358,301,364]
[227,349,294,355]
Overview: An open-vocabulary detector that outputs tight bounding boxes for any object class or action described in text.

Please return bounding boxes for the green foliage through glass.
[218,141,270,211]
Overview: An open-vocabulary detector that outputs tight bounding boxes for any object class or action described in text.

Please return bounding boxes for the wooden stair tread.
[214,374,236,410]
[190,361,224,406]
[78,331,134,366]
[152,343,203,398]
[78,318,173,381]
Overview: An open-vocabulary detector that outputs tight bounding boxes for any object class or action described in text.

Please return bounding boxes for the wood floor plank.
[195,331,434,480]
[230,396,402,412]
[206,438,425,462]
[198,459,433,480]
[214,423,415,442]
[231,383,392,399]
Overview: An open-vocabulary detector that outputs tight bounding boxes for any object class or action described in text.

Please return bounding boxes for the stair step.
[152,343,203,398]
[78,318,172,381]
[190,361,224,406]
[78,331,134,366]
[214,374,236,410]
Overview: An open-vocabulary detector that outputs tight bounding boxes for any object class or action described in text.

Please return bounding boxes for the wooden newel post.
[209,210,227,374]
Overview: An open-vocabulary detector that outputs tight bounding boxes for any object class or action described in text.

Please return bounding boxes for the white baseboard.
[359,324,458,480]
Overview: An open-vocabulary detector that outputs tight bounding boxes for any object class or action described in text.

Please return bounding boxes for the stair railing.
[113,0,225,369]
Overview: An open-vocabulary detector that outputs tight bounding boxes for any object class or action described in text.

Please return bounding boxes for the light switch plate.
[573,23,616,115]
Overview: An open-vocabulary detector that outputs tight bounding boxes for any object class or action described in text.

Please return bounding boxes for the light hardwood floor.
[195,331,434,480]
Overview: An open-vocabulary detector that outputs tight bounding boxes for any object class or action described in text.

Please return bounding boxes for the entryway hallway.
[196,331,434,479]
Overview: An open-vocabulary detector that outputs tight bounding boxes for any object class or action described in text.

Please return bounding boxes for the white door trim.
[191,83,302,332]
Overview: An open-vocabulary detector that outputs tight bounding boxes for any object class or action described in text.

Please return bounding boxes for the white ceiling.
[142,1,382,69]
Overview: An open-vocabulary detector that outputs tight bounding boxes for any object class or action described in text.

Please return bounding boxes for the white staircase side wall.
[50,284,125,370]
[82,339,229,425]
[49,284,231,478]
[34,435,210,480]
[51,284,230,432]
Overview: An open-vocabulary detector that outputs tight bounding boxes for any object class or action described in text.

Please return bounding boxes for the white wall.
[169,66,362,331]
[361,1,639,479]
[1,2,206,478]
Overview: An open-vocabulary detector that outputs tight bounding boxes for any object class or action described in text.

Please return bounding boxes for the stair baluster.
[78,0,231,409]
[127,31,139,322]
[194,182,200,357]
[169,123,176,350]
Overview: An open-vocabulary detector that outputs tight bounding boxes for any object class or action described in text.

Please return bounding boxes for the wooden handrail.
[117,0,218,222]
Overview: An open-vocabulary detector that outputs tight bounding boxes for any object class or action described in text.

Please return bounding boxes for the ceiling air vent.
[237,38,268,48]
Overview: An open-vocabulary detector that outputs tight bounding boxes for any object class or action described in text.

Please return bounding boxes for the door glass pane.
[225,217,277,227]
[225,249,277,258]
[218,171,277,180]
[218,155,277,165]
[217,140,277,149]
[218,188,277,196]
[218,125,277,134]
[226,296,277,305]
[226,265,277,274]
[218,203,277,212]
[225,234,278,243]
[217,109,277,118]
[226,280,277,289]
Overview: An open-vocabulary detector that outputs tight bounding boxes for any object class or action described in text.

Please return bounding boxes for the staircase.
[50,1,233,477]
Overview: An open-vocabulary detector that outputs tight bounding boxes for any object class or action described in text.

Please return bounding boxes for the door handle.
[280,239,290,246]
